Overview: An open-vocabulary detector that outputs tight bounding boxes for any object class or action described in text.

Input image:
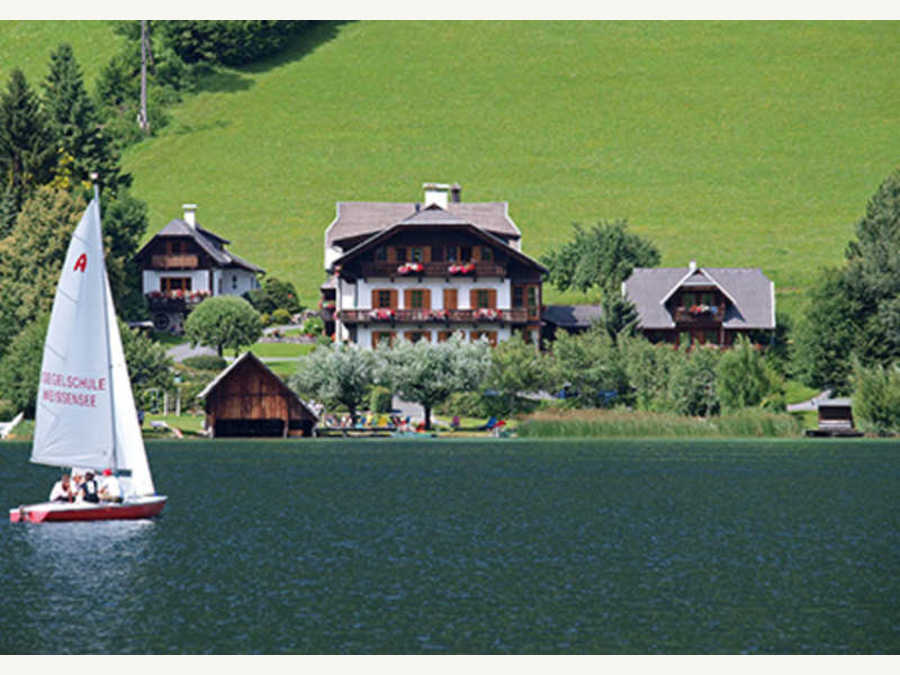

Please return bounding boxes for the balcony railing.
[673,304,726,323]
[151,254,199,269]
[358,261,507,279]
[146,290,211,310]
[338,307,530,324]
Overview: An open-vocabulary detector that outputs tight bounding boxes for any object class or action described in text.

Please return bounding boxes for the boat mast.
[93,173,119,474]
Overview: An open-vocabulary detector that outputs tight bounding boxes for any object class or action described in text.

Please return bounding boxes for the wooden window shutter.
[444,288,458,310]
[423,289,431,310]
[371,289,379,308]
[488,289,497,308]
[469,289,477,309]
[404,289,413,309]
[390,290,398,309]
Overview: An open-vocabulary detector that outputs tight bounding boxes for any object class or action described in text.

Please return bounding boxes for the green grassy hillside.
[2,21,899,315]
[0,20,122,86]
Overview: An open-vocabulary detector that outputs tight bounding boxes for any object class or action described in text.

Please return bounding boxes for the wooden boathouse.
[197,351,318,438]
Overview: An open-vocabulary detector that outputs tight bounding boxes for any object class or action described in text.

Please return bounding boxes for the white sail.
[31,198,156,497]
[32,199,115,469]
[105,276,155,496]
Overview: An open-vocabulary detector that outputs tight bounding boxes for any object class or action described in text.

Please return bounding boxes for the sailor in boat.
[80,471,100,504]
[99,469,123,503]
[49,474,75,503]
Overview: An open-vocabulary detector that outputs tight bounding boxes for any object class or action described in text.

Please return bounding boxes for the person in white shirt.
[99,469,123,503]
[49,474,74,503]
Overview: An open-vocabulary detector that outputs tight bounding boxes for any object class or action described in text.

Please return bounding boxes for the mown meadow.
[1,21,897,316]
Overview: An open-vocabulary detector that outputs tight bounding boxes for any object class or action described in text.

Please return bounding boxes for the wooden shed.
[198,351,317,438]
[806,397,863,437]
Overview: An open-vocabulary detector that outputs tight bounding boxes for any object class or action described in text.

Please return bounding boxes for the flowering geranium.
[368,308,395,321]
[397,263,424,275]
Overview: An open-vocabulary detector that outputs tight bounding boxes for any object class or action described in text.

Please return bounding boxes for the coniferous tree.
[43,44,131,196]
[0,69,57,217]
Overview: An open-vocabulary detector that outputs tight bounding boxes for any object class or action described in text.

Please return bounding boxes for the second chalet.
[134,204,264,332]
[322,183,546,348]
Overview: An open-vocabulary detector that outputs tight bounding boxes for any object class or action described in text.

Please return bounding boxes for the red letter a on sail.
[74,253,87,273]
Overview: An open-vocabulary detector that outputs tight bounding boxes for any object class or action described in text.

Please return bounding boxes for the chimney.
[423,182,450,209]
[450,182,462,203]
[689,259,697,273]
[183,204,197,228]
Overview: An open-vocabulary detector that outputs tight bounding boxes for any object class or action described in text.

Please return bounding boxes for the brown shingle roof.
[326,201,520,248]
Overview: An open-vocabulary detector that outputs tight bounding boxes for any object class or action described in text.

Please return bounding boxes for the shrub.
[271,308,292,325]
[853,360,900,436]
[369,385,394,414]
[182,355,227,372]
[303,316,325,336]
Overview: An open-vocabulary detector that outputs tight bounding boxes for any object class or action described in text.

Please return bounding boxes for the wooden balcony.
[338,307,531,324]
[357,261,507,279]
[151,254,199,269]
[673,304,726,323]
[146,290,210,310]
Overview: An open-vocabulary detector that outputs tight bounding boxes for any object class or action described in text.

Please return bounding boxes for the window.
[526,286,539,319]
[513,285,524,307]
[374,246,387,262]
[375,290,392,308]
[431,246,444,262]
[372,332,395,348]
[460,246,472,262]
[481,246,493,262]
[475,289,491,309]
[446,246,458,263]
[161,277,192,292]
[395,247,407,262]
[409,290,425,309]
[404,331,430,343]
[470,331,498,347]
[232,275,238,290]
[411,247,424,263]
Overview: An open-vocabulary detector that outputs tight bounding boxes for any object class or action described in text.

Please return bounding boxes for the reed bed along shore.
[517,408,805,439]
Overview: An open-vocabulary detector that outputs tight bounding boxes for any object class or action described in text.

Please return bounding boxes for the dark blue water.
[1,438,898,654]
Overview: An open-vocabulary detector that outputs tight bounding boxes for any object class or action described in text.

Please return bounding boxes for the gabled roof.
[196,351,318,420]
[329,205,546,276]
[135,219,264,273]
[624,265,775,330]
[325,200,520,249]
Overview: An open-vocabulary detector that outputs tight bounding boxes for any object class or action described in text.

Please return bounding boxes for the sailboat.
[9,195,167,523]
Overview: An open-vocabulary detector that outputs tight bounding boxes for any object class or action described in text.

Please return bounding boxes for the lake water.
[1,438,898,654]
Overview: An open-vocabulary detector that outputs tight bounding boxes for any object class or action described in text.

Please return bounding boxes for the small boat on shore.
[9,194,166,523]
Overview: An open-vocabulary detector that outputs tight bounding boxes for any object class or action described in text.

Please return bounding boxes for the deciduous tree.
[0,187,84,358]
[184,295,262,357]
[291,343,376,423]
[375,335,491,430]
[541,220,660,296]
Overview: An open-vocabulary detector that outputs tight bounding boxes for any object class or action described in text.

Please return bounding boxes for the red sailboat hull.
[9,496,167,523]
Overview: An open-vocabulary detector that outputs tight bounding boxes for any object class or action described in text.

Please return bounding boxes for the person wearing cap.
[80,471,100,503]
[49,474,75,503]
[99,469,123,503]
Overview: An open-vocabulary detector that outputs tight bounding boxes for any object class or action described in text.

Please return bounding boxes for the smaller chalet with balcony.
[134,204,264,332]
[623,261,775,348]
[323,183,546,348]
